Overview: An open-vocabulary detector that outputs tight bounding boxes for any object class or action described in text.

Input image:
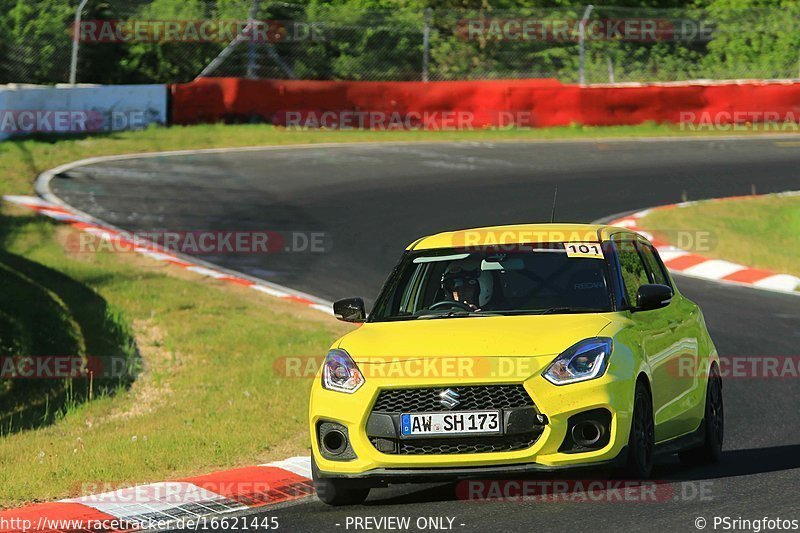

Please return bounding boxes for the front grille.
[370,431,542,455]
[372,385,533,413]
[368,385,541,455]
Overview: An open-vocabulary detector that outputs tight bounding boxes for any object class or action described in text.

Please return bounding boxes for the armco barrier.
[170,78,800,128]
[0,84,167,140]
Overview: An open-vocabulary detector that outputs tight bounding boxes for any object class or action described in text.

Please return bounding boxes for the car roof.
[407,223,637,251]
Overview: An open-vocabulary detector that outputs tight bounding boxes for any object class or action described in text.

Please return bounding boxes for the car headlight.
[543,337,613,385]
[321,349,365,393]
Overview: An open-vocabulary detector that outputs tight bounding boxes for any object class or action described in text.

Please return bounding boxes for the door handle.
[669,320,679,331]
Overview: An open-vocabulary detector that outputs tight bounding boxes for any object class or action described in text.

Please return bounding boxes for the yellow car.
[309,224,723,505]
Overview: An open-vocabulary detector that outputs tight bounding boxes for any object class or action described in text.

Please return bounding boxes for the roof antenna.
[549,185,558,223]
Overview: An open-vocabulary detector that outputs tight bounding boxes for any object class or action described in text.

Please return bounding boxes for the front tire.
[679,366,723,466]
[625,381,655,478]
[312,456,370,506]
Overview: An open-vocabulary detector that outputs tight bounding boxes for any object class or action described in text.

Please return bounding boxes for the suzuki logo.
[438,388,461,409]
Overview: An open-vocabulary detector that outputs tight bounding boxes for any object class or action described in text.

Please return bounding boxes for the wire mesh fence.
[1,0,799,85]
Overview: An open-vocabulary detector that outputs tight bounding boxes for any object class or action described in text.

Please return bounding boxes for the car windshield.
[370,243,613,321]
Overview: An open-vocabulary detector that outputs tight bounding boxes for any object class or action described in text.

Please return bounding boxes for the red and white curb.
[608,192,800,294]
[2,195,334,315]
[0,457,312,532]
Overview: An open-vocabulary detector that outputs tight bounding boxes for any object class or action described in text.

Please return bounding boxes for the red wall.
[170,78,800,128]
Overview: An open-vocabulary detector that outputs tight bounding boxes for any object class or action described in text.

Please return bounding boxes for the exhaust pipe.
[571,420,604,448]
[322,429,348,455]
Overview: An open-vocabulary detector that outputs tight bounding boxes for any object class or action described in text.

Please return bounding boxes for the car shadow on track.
[661,444,800,481]
[359,444,800,507]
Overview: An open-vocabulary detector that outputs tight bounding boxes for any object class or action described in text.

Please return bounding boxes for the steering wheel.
[428,300,474,312]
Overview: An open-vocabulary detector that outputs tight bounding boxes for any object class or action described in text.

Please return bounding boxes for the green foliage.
[702,0,800,79]
[1,0,74,83]
[119,0,225,82]
[0,0,797,84]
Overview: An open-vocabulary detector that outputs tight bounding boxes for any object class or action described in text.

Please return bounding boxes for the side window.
[638,242,670,287]
[613,237,649,308]
[602,240,626,310]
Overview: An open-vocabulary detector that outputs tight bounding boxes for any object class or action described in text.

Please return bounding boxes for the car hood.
[338,314,614,362]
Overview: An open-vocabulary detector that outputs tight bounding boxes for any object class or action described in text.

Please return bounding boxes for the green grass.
[0,122,789,507]
[0,210,353,506]
[639,194,800,282]
[0,243,137,435]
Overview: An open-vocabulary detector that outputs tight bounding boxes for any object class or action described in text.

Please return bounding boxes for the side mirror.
[635,284,673,311]
[333,297,366,323]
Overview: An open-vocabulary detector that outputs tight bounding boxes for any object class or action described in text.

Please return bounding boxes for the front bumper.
[318,447,629,485]
[310,366,635,479]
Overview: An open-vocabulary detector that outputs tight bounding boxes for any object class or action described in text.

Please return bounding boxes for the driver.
[441,259,493,310]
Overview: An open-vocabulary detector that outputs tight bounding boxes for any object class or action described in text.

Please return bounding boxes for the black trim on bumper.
[316,446,629,486]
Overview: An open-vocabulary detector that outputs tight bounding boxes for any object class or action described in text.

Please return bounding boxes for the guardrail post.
[247,0,259,78]
[422,8,431,82]
[578,4,594,85]
[607,56,615,83]
[69,0,90,85]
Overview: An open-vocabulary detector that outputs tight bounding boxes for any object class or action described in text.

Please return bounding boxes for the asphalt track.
[50,138,800,532]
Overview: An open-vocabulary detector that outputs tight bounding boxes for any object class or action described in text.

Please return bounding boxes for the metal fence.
[2,0,799,86]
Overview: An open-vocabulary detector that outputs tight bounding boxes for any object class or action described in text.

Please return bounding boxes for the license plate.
[400,411,501,437]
